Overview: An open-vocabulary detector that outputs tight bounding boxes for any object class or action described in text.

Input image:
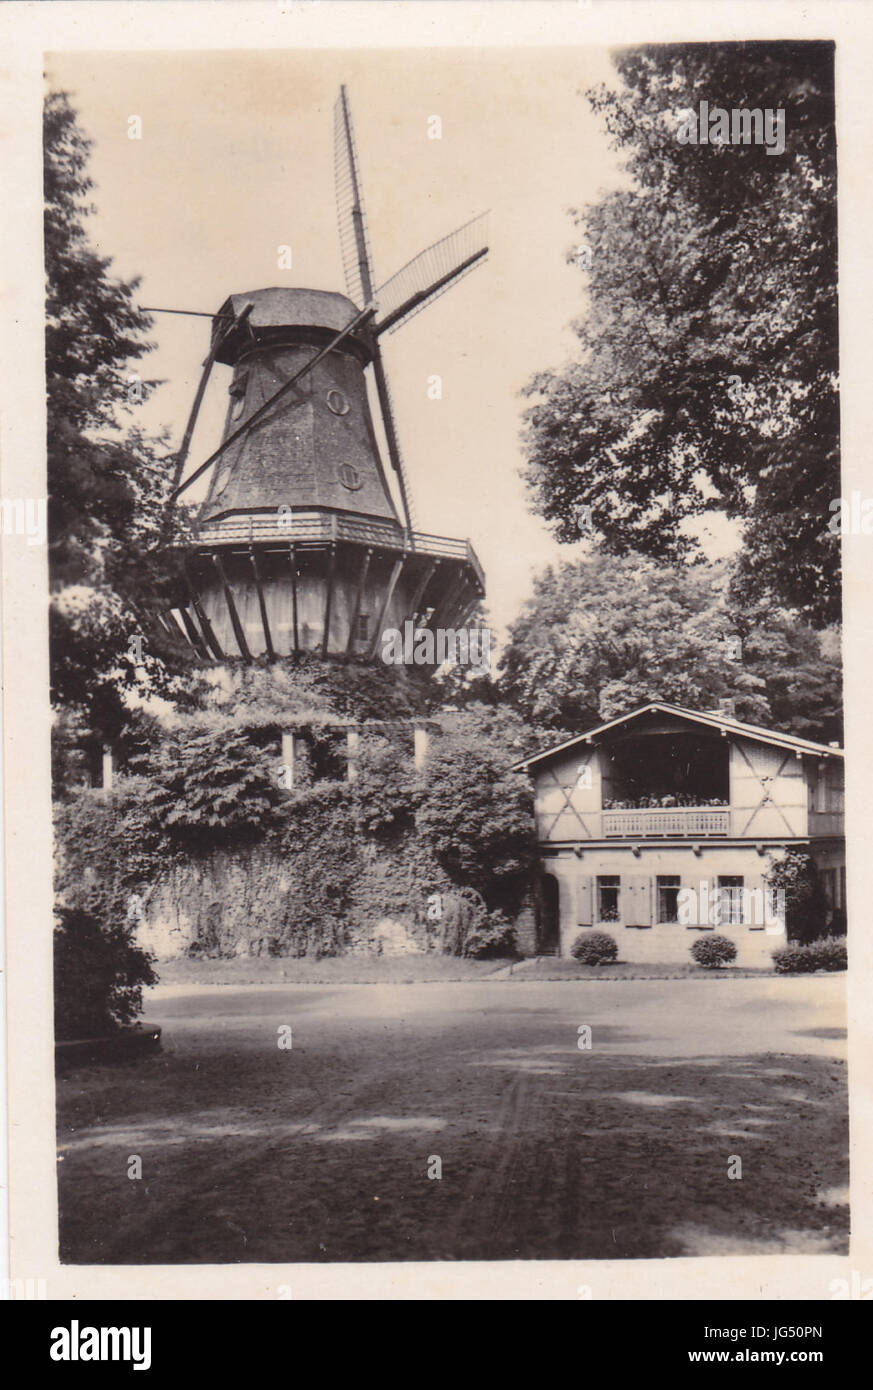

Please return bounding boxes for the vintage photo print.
[3,0,872,1305]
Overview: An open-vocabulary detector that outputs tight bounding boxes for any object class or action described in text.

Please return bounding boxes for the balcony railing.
[193,511,485,590]
[601,807,730,838]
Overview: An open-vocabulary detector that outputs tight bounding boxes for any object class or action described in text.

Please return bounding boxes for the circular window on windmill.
[339,463,362,491]
[326,389,350,416]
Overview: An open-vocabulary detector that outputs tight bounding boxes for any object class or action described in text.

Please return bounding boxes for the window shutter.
[575,874,593,926]
[627,874,653,927]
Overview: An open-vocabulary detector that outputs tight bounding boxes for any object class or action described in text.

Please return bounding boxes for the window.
[339,462,362,490]
[597,875,620,923]
[717,876,744,925]
[355,613,369,642]
[657,875,681,923]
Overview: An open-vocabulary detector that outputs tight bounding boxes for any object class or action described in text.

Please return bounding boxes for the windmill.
[161,85,488,664]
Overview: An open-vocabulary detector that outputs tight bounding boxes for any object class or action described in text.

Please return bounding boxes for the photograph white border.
[2,0,871,1301]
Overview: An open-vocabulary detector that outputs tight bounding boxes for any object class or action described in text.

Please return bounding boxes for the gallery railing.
[601,807,731,838]
[193,510,486,589]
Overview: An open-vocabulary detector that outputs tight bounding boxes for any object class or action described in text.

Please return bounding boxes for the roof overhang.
[511,702,844,773]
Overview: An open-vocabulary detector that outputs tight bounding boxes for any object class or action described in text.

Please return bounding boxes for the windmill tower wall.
[167,288,484,662]
[201,289,399,526]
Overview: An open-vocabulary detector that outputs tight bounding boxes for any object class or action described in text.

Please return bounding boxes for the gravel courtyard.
[57,975,848,1264]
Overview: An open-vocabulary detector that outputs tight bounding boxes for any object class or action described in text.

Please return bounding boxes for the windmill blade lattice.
[333,85,376,305]
[333,84,416,531]
[370,346,417,533]
[374,211,490,336]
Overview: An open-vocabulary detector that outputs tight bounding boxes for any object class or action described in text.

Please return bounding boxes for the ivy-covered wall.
[53,667,537,959]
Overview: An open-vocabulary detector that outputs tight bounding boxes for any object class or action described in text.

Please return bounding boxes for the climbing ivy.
[53,681,539,958]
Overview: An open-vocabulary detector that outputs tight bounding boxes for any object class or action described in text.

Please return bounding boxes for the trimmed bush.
[772,944,814,974]
[813,936,848,970]
[690,934,738,969]
[570,930,618,965]
[772,936,847,974]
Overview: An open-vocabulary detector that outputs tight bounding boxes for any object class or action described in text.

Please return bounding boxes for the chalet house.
[512,703,845,966]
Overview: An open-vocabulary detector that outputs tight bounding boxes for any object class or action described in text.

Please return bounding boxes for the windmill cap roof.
[212,288,370,363]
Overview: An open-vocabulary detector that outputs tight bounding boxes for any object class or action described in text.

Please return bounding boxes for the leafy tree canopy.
[417,705,537,903]
[45,92,191,745]
[522,41,839,626]
[498,550,841,743]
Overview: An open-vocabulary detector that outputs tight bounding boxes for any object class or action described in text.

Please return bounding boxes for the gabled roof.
[511,702,844,772]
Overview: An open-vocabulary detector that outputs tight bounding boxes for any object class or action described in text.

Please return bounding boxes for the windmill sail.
[374,211,489,336]
[370,347,417,533]
[333,85,376,305]
[162,86,486,664]
[333,84,415,531]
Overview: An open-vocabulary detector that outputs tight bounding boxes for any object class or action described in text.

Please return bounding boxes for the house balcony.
[601,807,731,838]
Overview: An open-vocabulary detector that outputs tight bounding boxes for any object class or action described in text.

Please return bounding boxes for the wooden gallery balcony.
[167,508,486,661]
[600,807,731,838]
[195,510,486,591]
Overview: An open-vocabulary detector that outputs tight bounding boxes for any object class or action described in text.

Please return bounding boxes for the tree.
[498,550,841,741]
[766,849,829,944]
[731,601,842,744]
[45,92,190,754]
[522,42,839,626]
[416,706,537,906]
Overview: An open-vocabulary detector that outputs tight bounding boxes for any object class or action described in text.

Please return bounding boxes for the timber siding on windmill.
[163,87,488,665]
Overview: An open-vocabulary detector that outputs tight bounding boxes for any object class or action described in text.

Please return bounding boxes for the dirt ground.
[56,976,849,1264]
